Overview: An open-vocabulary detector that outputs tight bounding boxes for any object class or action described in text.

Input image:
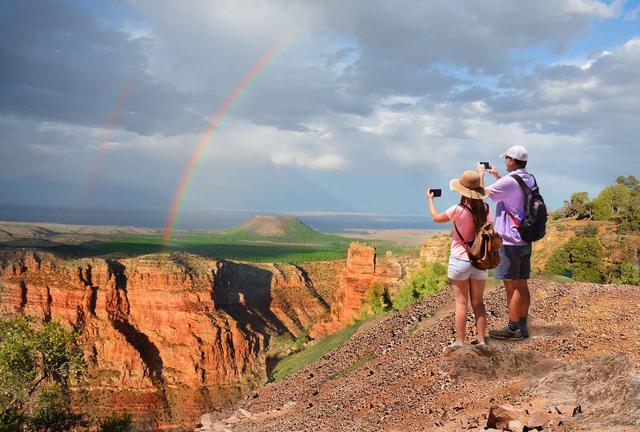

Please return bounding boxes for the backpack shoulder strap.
[451,205,472,250]
[511,174,531,214]
[510,174,530,192]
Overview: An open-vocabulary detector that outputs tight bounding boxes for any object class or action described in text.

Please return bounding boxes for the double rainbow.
[162,33,296,247]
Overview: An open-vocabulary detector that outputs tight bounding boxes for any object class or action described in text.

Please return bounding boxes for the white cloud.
[565,0,625,17]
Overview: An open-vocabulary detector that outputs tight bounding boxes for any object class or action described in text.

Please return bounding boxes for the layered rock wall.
[0,250,329,428]
[308,243,414,335]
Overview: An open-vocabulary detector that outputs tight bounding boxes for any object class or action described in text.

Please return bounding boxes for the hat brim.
[449,179,489,200]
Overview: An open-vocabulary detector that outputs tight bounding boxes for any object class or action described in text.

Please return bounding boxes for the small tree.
[591,194,612,221]
[559,192,592,219]
[616,175,640,193]
[0,315,85,431]
[547,237,605,283]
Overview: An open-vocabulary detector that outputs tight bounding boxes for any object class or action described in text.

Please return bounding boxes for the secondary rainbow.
[83,75,136,205]
[163,33,296,247]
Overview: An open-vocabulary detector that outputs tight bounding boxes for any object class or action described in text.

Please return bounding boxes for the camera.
[428,188,442,197]
[480,161,491,169]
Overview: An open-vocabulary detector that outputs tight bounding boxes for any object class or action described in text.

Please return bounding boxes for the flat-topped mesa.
[227,215,315,238]
[0,250,330,428]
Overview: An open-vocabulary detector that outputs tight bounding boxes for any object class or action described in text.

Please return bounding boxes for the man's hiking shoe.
[520,327,530,338]
[489,325,524,340]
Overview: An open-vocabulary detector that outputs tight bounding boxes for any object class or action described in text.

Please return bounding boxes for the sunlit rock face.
[340,244,410,320]
[0,250,330,429]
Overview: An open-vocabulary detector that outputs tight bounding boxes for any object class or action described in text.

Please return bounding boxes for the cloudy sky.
[1,0,639,220]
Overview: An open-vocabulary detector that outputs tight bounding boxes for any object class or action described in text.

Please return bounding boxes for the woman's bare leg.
[451,279,470,344]
[469,279,487,344]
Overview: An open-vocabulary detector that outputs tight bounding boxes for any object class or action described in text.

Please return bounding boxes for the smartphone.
[480,161,491,169]
[429,188,442,197]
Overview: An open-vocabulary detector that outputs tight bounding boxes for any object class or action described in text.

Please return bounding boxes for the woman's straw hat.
[449,170,489,200]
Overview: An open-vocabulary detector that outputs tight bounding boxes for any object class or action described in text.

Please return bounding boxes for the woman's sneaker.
[489,325,524,340]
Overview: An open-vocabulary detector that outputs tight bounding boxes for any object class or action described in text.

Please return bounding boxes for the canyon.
[0,243,414,429]
[1,218,635,429]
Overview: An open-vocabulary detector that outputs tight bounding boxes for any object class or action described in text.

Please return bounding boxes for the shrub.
[99,413,133,432]
[0,316,85,432]
[591,194,612,221]
[392,262,448,311]
[368,282,392,315]
[616,175,640,192]
[610,260,640,286]
[556,192,592,219]
[546,237,604,283]
[576,223,598,238]
[293,329,309,350]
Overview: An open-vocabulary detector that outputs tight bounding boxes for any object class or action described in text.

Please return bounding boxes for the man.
[478,145,536,340]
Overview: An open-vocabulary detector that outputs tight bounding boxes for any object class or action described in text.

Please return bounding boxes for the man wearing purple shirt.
[478,145,536,340]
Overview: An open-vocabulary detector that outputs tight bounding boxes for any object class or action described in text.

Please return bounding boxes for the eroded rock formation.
[0,250,330,429]
[310,243,413,338]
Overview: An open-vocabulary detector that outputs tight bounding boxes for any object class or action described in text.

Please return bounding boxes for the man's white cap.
[499,144,528,161]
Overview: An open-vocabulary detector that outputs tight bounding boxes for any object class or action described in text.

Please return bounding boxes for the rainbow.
[83,75,136,205]
[162,33,296,247]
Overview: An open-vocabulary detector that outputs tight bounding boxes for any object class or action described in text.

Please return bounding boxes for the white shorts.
[447,255,488,280]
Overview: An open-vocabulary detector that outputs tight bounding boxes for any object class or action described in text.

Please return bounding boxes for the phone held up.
[428,188,442,198]
[480,161,491,169]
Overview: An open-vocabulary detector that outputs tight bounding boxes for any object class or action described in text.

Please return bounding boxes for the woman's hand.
[426,189,434,202]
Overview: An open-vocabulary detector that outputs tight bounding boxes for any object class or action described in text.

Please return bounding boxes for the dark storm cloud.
[0,0,205,136]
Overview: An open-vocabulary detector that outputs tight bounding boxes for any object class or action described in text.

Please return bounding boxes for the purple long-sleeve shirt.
[486,168,535,246]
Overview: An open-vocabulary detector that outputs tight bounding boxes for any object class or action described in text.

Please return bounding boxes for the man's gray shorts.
[494,244,532,280]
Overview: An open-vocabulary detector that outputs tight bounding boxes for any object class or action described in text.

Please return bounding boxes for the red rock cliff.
[310,243,414,337]
[0,250,329,429]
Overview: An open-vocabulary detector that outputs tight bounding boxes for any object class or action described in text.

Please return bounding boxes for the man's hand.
[476,162,486,175]
[487,165,500,178]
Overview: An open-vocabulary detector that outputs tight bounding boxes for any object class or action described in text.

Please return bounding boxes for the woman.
[426,170,492,348]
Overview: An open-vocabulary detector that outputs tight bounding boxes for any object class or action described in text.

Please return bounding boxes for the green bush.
[553,177,640,232]
[0,407,24,432]
[556,192,592,219]
[610,260,640,286]
[99,413,133,432]
[0,316,85,432]
[591,194,612,220]
[392,262,448,311]
[368,282,392,315]
[293,329,309,350]
[576,223,598,238]
[547,237,605,283]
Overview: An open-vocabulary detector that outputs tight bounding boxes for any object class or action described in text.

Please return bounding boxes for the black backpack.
[510,174,547,243]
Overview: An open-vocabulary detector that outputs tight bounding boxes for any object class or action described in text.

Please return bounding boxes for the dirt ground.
[199,279,640,432]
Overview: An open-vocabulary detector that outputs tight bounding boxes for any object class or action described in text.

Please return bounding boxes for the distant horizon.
[0,204,439,232]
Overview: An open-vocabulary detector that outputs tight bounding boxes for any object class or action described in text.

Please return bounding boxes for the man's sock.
[508,321,519,332]
[518,317,528,336]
